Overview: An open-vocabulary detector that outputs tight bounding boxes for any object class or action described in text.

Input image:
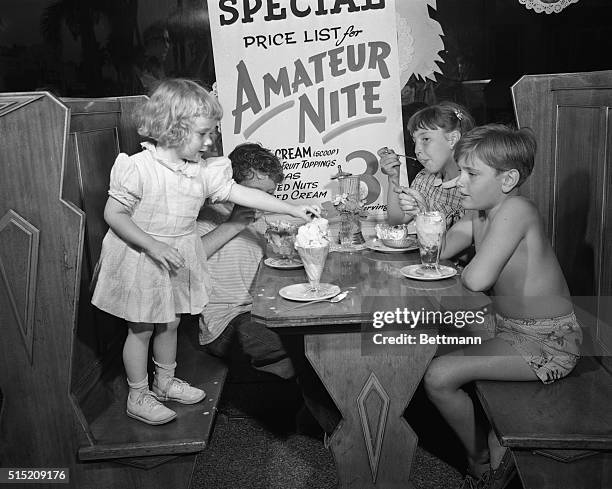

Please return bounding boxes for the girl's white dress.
[91,143,234,323]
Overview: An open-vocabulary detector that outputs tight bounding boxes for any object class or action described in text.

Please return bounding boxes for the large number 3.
[345,150,381,204]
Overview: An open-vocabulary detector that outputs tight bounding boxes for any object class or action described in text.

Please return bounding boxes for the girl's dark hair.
[228,143,284,184]
[406,101,475,136]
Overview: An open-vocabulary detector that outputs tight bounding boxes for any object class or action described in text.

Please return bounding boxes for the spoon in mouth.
[395,153,419,161]
[379,148,419,161]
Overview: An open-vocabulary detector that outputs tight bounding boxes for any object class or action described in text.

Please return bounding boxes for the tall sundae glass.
[415,211,445,272]
[294,218,330,296]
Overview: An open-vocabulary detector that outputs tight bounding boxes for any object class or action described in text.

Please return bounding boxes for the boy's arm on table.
[200,205,256,258]
[104,197,184,270]
[228,184,318,221]
[440,212,474,260]
[461,198,533,292]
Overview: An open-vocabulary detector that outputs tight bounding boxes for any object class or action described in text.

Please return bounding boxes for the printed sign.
[207,0,407,219]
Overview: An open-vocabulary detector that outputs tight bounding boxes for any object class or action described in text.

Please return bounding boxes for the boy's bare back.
[471,196,571,319]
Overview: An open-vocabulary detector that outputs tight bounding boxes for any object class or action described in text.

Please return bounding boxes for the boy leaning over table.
[423,124,582,489]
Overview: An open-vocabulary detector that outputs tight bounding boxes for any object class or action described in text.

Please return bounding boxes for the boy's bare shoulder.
[497,196,539,225]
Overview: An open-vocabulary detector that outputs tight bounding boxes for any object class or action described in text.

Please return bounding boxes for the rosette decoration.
[518,0,580,14]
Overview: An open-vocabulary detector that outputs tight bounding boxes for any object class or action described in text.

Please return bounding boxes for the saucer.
[279,283,341,301]
[365,238,418,253]
[400,264,457,281]
[264,257,303,269]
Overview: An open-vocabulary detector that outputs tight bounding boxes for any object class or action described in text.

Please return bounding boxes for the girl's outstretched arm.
[228,184,319,221]
[103,197,185,271]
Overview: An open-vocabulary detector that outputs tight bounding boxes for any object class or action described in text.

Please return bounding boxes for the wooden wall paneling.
[553,88,612,364]
[117,96,148,155]
[512,74,555,238]
[552,104,606,296]
[60,99,128,429]
[73,128,120,269]
[600,109,612,371]
[0,93,86,473]
[513,71,612,370]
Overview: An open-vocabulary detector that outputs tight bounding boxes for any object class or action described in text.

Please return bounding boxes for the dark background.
[1,0,611,123]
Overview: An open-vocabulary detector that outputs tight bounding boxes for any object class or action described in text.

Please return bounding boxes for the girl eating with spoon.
[378,102,475,229]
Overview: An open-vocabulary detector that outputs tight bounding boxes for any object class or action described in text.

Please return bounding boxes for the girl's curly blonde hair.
[135,78,223,148]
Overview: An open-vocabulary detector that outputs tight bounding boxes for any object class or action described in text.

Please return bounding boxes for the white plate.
[264,257,303,269]
[365,238,418,253]
[279,283,341,301]
[400,264,457,281]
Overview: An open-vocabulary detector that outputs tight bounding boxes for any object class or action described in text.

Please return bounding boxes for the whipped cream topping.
[294,218,330,248]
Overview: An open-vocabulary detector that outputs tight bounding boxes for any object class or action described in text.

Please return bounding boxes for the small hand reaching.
[145,240,185,271]
[291,204,321,222]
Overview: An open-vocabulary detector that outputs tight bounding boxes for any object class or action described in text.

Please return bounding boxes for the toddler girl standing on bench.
[92,79,318,425]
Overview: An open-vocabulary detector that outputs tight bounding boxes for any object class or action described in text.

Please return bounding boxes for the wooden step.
[79,320,227,461]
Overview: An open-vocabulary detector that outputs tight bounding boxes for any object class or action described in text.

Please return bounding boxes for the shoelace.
[475,470,495,489]
[137,391,161,408]
[460,475,479,489]
[166,378,188,394]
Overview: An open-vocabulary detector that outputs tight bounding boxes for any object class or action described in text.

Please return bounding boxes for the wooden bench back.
[1,93,228,488]
[60,97,146,434]
[0,93,85,469]
[512,70,612,371]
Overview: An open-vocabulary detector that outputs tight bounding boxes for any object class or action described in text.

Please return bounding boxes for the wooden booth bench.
[474,70,612,489]
[476,356,612,489]
[0,93,228,488]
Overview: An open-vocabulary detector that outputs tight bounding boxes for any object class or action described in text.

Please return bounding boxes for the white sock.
[153,359,176,388]
[127,376,149,401]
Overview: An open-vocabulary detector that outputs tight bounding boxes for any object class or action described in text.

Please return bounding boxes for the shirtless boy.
[423,124,582,489]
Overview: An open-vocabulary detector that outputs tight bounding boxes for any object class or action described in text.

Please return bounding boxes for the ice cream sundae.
[375,223,417,249]
[264,220,299,264]
[294,218,330,293]
[415,211,445,269]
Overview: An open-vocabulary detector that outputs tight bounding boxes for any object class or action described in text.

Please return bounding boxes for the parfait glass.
[415,211,445,273]
[295,244,329,296]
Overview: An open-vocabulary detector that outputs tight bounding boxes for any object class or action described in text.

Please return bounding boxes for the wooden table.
[251,249,488,489]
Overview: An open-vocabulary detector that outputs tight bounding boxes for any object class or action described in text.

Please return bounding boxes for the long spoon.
[284,290,349,311]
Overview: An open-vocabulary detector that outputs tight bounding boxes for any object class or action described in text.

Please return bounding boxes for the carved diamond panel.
[0,210,40,362]
[0,95,44,118]
[357,372,390,483]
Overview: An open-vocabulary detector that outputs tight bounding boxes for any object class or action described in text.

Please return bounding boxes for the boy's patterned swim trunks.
[495,312,582,384]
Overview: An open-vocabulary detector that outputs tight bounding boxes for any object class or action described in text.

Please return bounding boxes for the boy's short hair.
[454,124,537,187]
[228,143,284,185]
[407,101,475,136]
[136,78,223,148]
